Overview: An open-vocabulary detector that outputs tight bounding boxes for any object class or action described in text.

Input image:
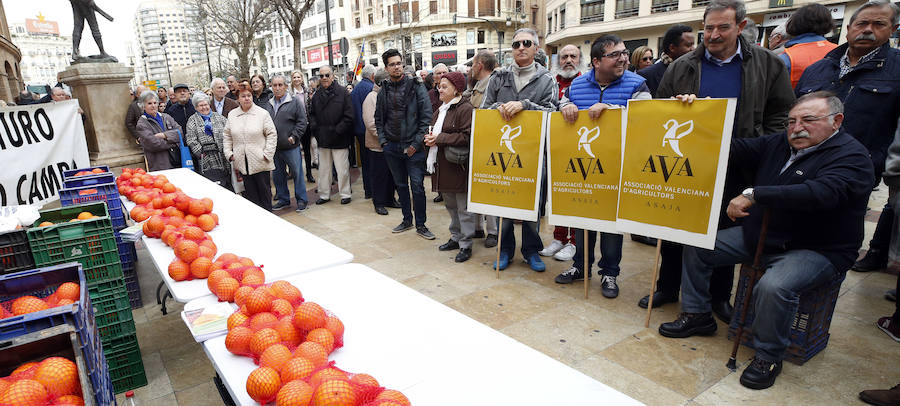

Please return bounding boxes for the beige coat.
[362,88,380,151]
[224,104,277,175]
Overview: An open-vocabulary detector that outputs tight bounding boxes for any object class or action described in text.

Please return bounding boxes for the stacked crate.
[0,228,35,275]
[26,201,147,393]
[60,166,142,309]
[0,263,115,405]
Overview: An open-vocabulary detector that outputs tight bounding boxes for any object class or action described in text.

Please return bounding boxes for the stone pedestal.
[59,63,144,167]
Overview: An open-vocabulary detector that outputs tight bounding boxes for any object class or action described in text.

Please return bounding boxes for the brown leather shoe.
[860,383,900,406]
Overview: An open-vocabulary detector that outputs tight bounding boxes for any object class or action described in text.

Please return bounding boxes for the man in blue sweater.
[555,34,651,298]
[659,92,874,390]
[351,65,376,199]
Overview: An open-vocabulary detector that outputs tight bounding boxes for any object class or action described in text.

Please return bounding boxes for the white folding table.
[199,264,644,405]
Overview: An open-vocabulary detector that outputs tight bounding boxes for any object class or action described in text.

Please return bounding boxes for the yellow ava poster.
[467,109,547,222]
[547,109,622,232]
[616,99,736,249]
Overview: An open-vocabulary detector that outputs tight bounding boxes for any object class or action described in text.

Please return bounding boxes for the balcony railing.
[651,0,679,13]
[692,0,710,7]
[580,14,604,23]
[615,6,638,18]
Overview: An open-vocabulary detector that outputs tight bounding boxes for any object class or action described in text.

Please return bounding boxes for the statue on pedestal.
[70,0,118,63]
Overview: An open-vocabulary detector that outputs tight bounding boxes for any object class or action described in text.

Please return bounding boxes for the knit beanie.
[442,72,467,96]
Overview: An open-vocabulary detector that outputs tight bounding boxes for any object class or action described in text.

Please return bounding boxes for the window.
[412,1,419,21]
[478,0,494,16]
[615,0,638,18]
[651,0,678,12]
[449,0,456,12]
[581,0,604,23]
[548,16,553,34]
[368,13,374,24]
[355,17,361,28]
[468,0,475,16]
[467,49,475,59]
[477,30,485,44]
[559,5,566,29]
[430,0,438,13]
[692,0,710,6]
[369,41,377,53]
[341,18,345,31]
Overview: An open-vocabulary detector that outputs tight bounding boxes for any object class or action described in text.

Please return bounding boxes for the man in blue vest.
[555,34,651,298]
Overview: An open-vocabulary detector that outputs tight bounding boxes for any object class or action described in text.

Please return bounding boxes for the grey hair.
[741,18,759,44]
[191,91,210,108]
[794,91,844,123]
[51,87,67,97]
[138,90,159,109]
[849,0,900,26]
[704,0,747,24]
[361,64,376,79]
[270,74,288,85]
[771,22,788,37]
[513,28,540,47]
[210,77,226,88]
[373,68,389,84]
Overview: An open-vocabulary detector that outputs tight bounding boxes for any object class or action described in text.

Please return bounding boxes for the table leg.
[156,281,165,305]
[160,289,172,315]
[213,373,237,406]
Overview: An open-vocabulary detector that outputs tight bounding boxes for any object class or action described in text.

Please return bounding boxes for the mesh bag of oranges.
[0,281,81,320]
[0,357,86,406]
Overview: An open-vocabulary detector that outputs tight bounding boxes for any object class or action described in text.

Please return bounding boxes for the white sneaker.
[554,243,576,261]
[539,240,564,257]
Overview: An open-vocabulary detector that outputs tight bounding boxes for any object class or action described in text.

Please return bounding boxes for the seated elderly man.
[658,91,874,390]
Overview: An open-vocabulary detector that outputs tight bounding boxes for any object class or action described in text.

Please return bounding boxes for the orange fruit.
[293,341,328,369]
[201,197,214,212]
[182,226,206,242]
[51,394,84,405]
[53,394,85,405]
[271,281,303,304]
[250,328,281,356]
[249,312,279,331]
[162,206,182,218]
[227,312,249,330]
[271,299,294,318]
[225,326,253,355]
[34,357,79,397]
[374,389,410,406]
[188,199,207,216]
[163,230,183,247]
[293,302,326,331]
[189,257,213,279]
[11,296,49,316]
[275,380,314,406]
[168,259,191,281]
[233,286,255,307]
[259,344,292,372]
[245,289,274,315]
[280,357,315,383]
[0,379,49,406]
[174,239,200,263]
[217,252,238,262]
[308,368,348,389]
[350,373,379,387]
[76,211,93,220]
[151,197,164,209]
[246,367,281,404]
[214,278,240,301]
[239,257,256,267]
[146,216,166,237]
[275,317,302,347]
[57,299,75,306]
[211,212,219,224]
[55,282,80,302]
[208,269,230,291]
[161,194,177,209]
[310,379,355,406]
[197,214,216,232]
[131,177,144,187]
[39,221,54,227]
[184,214,198,225]
[174,194,191,211]
[306,328,335,354]
[11,362,39,378]
[242,274,265,286]
[162,182,176,193]
[324,316,344,341]
[198,245,216,259]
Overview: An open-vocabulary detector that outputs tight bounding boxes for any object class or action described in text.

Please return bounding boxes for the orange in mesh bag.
[0,357,85,406]
[246,367,281,405]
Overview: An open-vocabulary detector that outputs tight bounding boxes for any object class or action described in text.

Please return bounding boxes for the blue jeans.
[572,230,623,276]
[384,142,427,226]
[272,147,308,205]
[500,219,543,260]
[681,226,837,362]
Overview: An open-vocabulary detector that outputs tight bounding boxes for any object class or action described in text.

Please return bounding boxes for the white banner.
[0,100,89,206]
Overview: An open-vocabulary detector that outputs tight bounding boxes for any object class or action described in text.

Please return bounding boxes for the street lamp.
[160,32,173,88]
[141,51,149,83]
[453,13,504,64]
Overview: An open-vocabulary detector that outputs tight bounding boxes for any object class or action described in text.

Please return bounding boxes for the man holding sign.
[658,93,873,390]
[554,35,651,298]
[481,28,559,271]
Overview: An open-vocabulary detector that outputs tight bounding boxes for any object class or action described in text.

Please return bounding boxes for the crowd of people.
[119,0,900,398]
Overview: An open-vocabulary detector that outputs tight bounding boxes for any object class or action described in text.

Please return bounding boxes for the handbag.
[177,129,195,170]
[444,145,469,166]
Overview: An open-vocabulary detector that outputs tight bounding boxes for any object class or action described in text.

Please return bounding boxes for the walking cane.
[726,209,770,371]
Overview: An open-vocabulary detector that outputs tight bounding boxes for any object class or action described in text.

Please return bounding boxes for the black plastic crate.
[124,264,142,309]
[0,228,35,275]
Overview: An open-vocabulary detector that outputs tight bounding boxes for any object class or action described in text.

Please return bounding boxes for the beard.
[557,66,580,79]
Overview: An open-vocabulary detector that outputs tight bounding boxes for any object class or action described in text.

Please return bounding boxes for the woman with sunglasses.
[630,46,654,71]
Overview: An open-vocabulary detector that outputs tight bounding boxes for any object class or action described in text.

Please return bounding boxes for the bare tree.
[270,0,317,71]
[187,0,274,78]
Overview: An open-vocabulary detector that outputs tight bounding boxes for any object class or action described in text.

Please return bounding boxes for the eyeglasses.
[512,40,533,49]
[387,62,403,67]
[601,50,629,59]
[642,56,654,61]
[787,112,838,127]
[317,73,332,78]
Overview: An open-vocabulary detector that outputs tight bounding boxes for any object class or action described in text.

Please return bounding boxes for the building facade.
[544,0,867,67]
[10,17,71,87]
[0,2,23,102]
[295,0,354,82]
[133,0,206,88]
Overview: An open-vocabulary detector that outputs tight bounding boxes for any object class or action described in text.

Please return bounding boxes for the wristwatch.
[742,187,755,203]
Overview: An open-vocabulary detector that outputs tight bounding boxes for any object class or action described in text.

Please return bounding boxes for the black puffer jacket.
[308,83,355,149]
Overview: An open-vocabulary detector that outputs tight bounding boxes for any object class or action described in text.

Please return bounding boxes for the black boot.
[852,249,888,272]
[739,356,783,390]
[659,312,717,338]
[711,300,734,323]
[638,291,679,309]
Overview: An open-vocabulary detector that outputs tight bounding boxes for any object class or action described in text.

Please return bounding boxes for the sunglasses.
[318,73,332,78]
[642,56,654,61]
[512,40,534,49]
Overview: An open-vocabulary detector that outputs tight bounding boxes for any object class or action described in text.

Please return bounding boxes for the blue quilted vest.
[567,69,646,108]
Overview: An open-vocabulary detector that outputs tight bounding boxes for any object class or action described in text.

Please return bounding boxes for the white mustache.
[790,130,810,140]
[854,33,877,41]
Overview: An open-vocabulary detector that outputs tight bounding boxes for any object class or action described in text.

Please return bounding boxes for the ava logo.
[69,247,83,257]
[643,119,694,182]
[566,126,604,180]
[486,124,524,172]
[499,124,521,153]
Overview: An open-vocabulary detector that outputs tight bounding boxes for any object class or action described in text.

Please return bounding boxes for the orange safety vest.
[785,40,838,88]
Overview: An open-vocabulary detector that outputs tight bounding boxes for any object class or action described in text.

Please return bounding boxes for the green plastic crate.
[82,258,124,286]
[98,320,136,345]
[110,354,147,394]
[102,334,142,371]
[87,277,127,298]
[28,202,121,282]
[91,286,133,329]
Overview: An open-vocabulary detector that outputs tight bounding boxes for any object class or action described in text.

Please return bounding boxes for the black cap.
[173,83,190,91]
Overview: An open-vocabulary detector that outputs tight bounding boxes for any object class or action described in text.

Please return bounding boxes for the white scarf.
[427,96,460,173]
